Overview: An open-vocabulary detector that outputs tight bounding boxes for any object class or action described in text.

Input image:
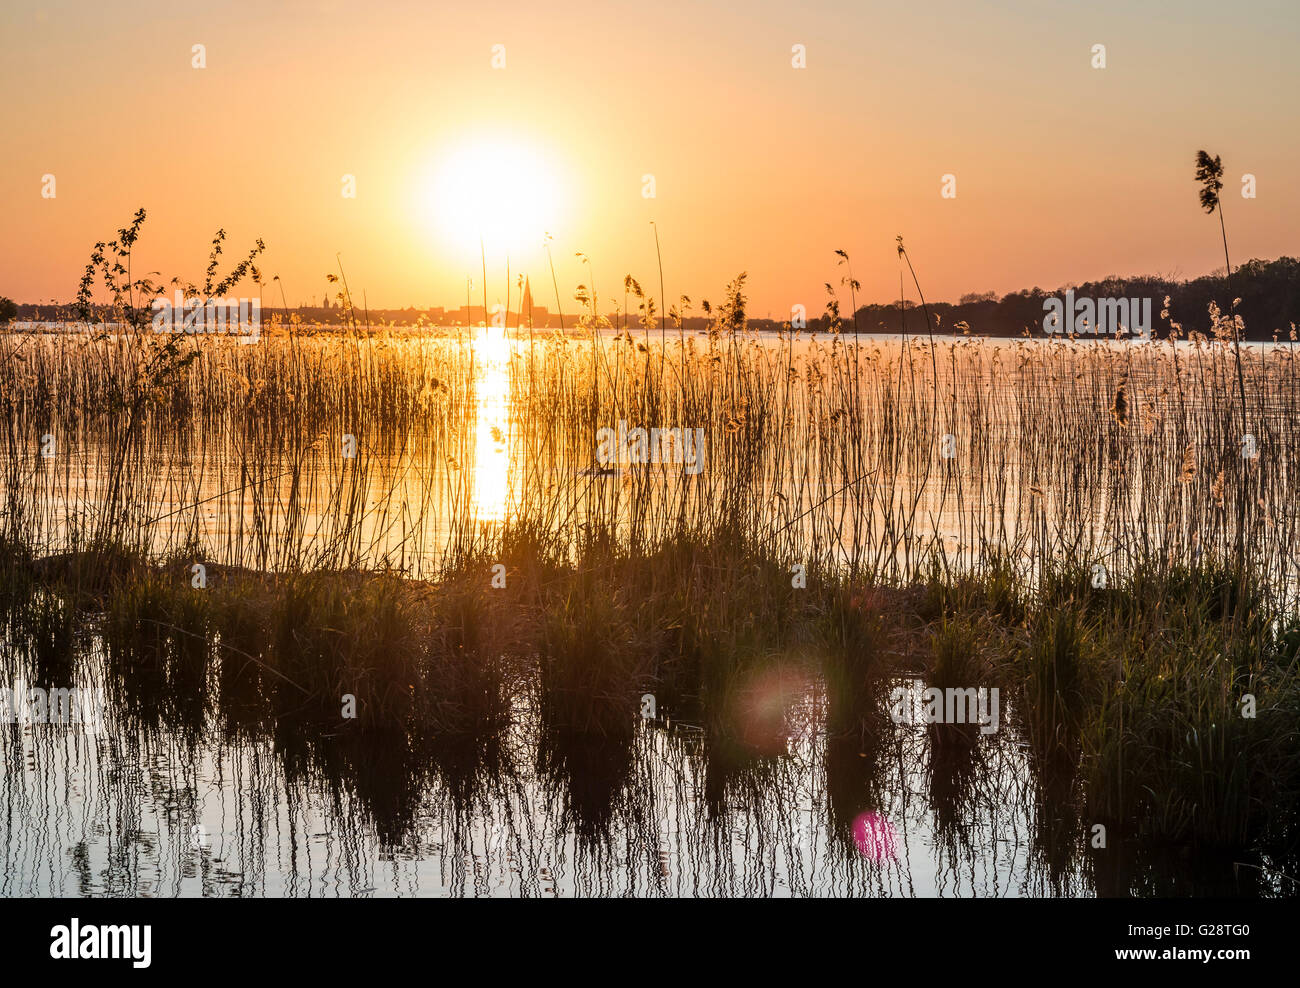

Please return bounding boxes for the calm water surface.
[4,330,1294,897]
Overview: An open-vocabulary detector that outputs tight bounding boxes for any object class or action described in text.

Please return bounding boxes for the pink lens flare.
[852,811,898,862]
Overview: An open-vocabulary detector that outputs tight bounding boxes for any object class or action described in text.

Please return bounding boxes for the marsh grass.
[3,221,1300,870]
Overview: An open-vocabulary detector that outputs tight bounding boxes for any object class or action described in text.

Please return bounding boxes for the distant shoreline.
[5,254,1298,340]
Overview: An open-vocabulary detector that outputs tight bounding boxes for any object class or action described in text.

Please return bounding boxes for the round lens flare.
[422,140,566,258]
[852,810,898,862]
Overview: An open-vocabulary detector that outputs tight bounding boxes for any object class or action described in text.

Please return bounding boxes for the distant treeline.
[8,257,1298,340]
[788,256,1300,341]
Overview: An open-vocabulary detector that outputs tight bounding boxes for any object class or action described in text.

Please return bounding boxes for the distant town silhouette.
[9,256,1298,340]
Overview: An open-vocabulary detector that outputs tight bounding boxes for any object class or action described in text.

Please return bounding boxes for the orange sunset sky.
[1,0,1297,316]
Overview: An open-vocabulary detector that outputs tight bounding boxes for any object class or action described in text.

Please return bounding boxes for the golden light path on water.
[470,324,513,523]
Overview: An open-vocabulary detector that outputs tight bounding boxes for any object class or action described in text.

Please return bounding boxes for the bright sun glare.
[423,139,565,258]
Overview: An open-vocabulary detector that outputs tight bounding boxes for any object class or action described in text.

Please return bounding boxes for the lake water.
[0,672,1194,897]
[3,329,1296,897]
[0,627,1283,897]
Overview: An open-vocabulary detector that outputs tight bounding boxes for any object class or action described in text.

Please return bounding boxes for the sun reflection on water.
[470,325,513,523]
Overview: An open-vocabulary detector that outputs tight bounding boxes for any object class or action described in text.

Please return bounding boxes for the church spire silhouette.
[520,277,534,325]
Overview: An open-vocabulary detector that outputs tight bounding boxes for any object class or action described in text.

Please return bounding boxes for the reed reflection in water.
[0,624,1272,898]
[3,327,1299,898]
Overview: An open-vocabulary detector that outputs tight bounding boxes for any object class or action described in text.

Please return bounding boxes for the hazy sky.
[2,0,1297,316]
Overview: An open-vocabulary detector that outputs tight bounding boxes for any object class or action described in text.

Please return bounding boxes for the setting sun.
[2,0,1298,932]
[421,139,567,259]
